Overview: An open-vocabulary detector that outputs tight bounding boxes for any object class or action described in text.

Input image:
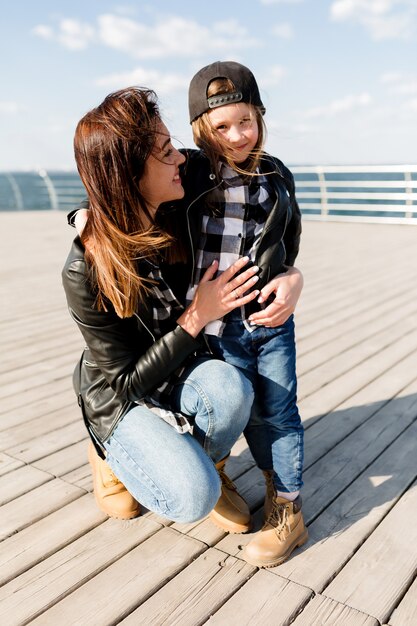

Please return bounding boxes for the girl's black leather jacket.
[177,149,302,314]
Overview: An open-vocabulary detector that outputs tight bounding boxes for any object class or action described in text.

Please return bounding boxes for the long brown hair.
[191,77,266,179]
[74,87,175,318]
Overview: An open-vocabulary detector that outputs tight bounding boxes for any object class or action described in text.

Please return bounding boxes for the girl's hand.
[248,266,304,328]
[178,257,260,337]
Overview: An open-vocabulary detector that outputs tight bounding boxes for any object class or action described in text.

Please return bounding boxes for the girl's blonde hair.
[74,87,179,318]
[191,78,266,179]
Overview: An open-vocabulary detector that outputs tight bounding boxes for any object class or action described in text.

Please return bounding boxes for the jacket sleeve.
[62,253,203,403]
[67,199,89,227]
[281,165,302,266]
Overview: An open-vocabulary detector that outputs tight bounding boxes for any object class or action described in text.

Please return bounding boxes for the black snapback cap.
[188,61,265,123]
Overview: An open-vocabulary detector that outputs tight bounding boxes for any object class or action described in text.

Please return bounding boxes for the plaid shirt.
[135,262,193,434]
[186,163,276,336]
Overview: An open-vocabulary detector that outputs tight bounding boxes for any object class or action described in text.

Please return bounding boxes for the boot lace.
[218,467,237,492]
[267,501,291,539]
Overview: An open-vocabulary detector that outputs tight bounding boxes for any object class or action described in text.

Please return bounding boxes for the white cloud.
[97,14,259,59]
[330,0,417,40]
[33,19,95,50]
[380,70,417,94]
[95,67,189,95]
[271,22,294,38]
[259,65,287,86]
[260,0,303,5]
[0,101,27,114]
[405,97,417,110]
[33,13,261,58]
[302,93,372,119]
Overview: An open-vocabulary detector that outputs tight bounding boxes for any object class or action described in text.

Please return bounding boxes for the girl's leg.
[255,315,304,494]
[104,404,221,523]
[207,323,271,470]
[210,315,303,492]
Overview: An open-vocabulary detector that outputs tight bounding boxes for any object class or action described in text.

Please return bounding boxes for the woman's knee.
[194,359,254,412]
[167,462,221,523]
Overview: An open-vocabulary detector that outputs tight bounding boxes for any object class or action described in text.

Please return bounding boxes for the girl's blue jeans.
[208,313,304,494]
[104,357,253,523]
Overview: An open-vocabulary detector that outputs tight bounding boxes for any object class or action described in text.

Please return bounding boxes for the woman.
[62,87,259,526]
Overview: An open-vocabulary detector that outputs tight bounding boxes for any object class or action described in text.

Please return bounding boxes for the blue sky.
[1,0,416,170]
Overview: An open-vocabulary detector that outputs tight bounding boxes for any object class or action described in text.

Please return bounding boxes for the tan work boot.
[88,442,140,520]
[209,457,252,533]
[242,495,308,567]
[263,470,275,520]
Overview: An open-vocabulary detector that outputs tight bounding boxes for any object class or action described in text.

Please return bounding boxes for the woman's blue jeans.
[104,357,253,523]
[208,313,304,494]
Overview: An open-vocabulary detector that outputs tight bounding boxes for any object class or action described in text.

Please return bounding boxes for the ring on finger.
[234,289,240,299]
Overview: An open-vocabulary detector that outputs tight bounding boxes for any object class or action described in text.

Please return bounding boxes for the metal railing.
[291,164,417,225]
[1,166,417,224]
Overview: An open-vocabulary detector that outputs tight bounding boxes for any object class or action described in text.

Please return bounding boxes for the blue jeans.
[104,357,253,523]
[208,313,304,493]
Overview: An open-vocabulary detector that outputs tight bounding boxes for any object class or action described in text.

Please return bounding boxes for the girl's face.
[207,102,259,164]
[139,121,186,214]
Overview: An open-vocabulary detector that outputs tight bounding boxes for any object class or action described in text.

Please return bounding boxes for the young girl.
[183,61,307,568]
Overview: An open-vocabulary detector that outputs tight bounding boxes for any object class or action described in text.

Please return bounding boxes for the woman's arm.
[63,249,260,402]
[247,266,304,328]
[63,254,204,404]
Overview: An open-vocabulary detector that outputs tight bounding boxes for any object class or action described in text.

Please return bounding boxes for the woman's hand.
[247,266,304,328]
[178,257,260,337]
[74,209,89,235]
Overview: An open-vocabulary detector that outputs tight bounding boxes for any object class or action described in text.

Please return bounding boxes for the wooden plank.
[29,528,206,626]
[214,412,417,582]
[0,516,162,625]
[6,419,86,463]
[0,376,73,415]
[291,595,379,626]
[0,389,76,430]
[61,463,93,491]
[298,328,417,426]
[0,404,78,450]
[298,314,417,400]
[325,481,417,623]
[32,438,89,476]
[0,452,23,476]
[301,380,417,522]
[0,464,52,505]
[297,270,416,343]
[275,417,417,592]
[303,353,417,465]
[297,291,417,375]
[0,493,106,586]
[388,576,417,625]
[0,478,84,540]
[207,569,313,626]
[118,548,255,625]
[0,356,76,400]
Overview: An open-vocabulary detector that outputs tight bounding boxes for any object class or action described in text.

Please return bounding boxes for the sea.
[1,168,416,221]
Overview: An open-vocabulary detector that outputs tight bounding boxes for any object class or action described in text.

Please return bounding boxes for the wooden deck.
[1,211,417,626]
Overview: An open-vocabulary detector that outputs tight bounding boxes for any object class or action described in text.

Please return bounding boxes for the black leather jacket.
[63,149,301,450]
[62,237,204,451]
[178,149,302,314]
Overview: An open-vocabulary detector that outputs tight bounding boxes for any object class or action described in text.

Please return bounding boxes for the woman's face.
[139,121,186,214]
